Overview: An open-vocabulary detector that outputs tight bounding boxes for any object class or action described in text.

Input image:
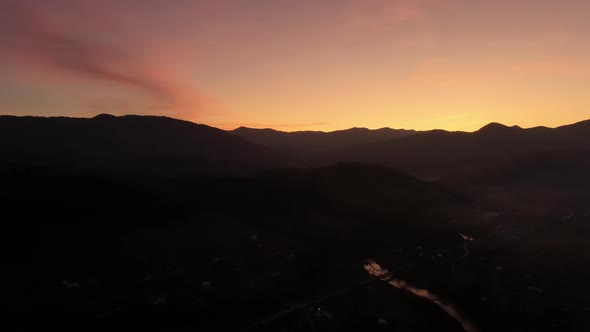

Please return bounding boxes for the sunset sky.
[1,0,589,131]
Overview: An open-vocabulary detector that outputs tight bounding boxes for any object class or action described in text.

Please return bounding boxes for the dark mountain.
[4,114,590,331]
[232,126,417,151]
[475,122,522,134]
[336,119,590,180]
[0,114,288,176]
[450,148,590,214]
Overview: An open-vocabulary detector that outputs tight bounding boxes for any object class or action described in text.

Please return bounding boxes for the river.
[364,260,481,332]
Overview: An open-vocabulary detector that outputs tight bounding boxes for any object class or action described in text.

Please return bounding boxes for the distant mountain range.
[4,113,590,331]
[231,126,417,151]
[334,120,590,179]
[232,119,590,181]
[0,114,286,176]
[1,114,589,181]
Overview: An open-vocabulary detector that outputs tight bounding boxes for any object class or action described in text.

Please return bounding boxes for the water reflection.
[364,260,481,332]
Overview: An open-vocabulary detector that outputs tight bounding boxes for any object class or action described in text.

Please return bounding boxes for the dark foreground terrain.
[3,115,590,331]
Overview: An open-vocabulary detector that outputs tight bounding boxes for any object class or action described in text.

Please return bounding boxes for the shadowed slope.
[232,126,417,151]
[338,120,590,179]
[0,114,287,175]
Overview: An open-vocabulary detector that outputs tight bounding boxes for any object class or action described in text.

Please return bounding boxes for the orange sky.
[1,0,589,131]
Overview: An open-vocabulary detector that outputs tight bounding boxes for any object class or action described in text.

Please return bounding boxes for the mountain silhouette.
[476,122,522,134]
[232,126,417,151]
[3,114,588,180]
[335,120,590,180]
[4,114,590,331]
[0,114,287,175]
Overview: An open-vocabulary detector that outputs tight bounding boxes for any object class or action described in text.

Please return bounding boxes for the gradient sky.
[1,0,589,131]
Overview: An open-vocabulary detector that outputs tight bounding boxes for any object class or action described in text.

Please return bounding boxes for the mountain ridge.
[0,114,290,176]
[2,114,589,180]
[3,113,588,134]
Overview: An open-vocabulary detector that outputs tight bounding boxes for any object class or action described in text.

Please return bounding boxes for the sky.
[1,0,589,131]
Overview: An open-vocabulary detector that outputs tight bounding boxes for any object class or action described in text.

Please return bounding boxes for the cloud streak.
[0,1,206,113]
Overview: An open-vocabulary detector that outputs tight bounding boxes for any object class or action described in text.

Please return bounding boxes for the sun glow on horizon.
[1,0,589,131]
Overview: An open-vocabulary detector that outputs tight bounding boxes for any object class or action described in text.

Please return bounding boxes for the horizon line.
[1,113,588,134]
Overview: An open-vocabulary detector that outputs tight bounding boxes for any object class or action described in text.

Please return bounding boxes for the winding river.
[364,260,481,332]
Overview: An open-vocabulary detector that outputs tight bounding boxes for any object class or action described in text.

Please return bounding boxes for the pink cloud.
[0,1,210,115]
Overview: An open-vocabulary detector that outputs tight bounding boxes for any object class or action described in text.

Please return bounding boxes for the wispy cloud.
[0,1,208,114]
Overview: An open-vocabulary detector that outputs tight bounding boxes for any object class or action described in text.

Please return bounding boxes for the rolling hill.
[335,120,590,180]
[231,126,417,151]
[0,114,288,176]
